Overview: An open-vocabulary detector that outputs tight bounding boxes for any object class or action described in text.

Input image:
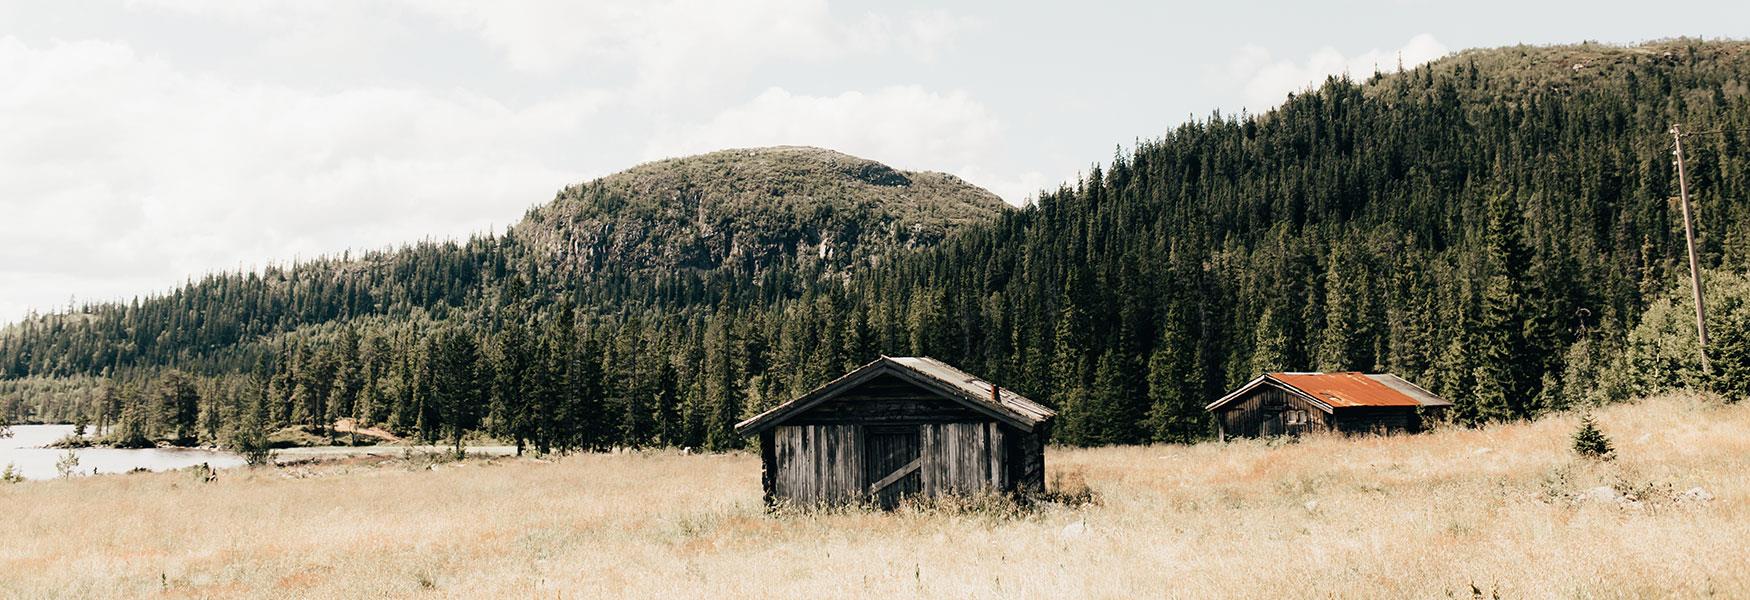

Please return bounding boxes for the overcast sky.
[3,1,1748,324]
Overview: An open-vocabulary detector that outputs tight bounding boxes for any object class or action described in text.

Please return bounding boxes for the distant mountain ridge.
[0,145,1007,376]
[512,146,1007,280]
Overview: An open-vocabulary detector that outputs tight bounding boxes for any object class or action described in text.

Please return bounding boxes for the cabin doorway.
[1260,408,1283,436]
[865,425,923,508]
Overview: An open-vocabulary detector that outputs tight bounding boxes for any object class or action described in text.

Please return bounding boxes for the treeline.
[3,295,951,453]
[3,40,1750,450]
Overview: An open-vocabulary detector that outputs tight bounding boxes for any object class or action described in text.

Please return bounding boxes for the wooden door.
[865,425,923,509]
[1260,408,1283,436]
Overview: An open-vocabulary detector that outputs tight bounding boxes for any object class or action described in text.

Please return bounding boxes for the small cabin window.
[1284,409,1310,433]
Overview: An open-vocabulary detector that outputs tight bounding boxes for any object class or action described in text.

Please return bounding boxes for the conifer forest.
[3,40,1749,453]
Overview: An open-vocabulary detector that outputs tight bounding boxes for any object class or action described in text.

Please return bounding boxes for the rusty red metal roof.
[1269,372,1423,408]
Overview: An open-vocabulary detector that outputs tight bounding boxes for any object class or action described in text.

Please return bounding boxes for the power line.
[1679,126,1750,137]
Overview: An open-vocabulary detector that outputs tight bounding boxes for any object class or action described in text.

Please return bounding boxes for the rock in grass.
[1059,520,1087,539]
[1574,486,1621,504]
[1678,487,1714,504]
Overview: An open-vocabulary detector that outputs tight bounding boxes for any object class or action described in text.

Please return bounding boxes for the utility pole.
[1671,123,1711,374]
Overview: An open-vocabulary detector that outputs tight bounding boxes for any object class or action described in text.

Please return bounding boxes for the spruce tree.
[1050,299,1092,445]
[1086,351,1129,445]
[1316,249,1363,372]
[1147,304,1206,443]
[1250,305,1291,376]
[1571,413,1614,459]
[154,370,200,445]
[432,328,483,457]
[702,315,742,452]
[1472,193,1535,421]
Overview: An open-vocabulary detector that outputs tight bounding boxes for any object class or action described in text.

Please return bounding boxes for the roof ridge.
[734,356,1055,436]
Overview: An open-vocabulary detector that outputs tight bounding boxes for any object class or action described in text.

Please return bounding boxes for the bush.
[228,418,276,467]
[48,433,94,449]
[1,463,22,484]
[1043,467,1100,506]
[1572,413,1614,460]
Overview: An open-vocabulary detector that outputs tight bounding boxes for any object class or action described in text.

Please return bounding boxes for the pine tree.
[1472,193,1535,421]
[72,407,88,438]
[570,331,607,451]
[1147,304,1207,443]
[1085,351,1135,445]
[1051,299,1092,445]
[154,370,200,445]
[1250,305,1291,376]
[1317,250,1363,371]
[431,328,483,457]
[702,314,743,452]
[1571,413,1614,459]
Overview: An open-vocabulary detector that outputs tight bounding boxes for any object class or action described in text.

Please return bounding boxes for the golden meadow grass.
[3,393,1747,599]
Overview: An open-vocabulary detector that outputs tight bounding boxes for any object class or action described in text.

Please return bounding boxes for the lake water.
[0,425,245,480]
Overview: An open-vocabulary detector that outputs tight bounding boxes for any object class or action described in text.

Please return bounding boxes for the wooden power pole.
[1671,123,1712,374]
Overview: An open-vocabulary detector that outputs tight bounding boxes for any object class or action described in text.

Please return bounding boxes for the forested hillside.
[2,39,1747,452]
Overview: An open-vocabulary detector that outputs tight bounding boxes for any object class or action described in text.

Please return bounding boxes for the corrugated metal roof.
[735,356,1054,435]
[887,357,1057,422]
[1364,374,1454,408]
[1270,372,1426,408]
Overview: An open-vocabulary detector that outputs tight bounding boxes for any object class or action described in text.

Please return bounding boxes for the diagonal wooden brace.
[869,455,925,495]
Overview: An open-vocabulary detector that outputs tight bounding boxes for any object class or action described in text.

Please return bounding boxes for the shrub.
[1044,467,1100,506]
[1572,413,1614,460]
[1,463,22,484]
[49,433,94,449]
[228,418,276,467]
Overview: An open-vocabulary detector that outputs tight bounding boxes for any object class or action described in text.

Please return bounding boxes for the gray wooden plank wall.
[772,421,1008,505]
[772,424,864,505]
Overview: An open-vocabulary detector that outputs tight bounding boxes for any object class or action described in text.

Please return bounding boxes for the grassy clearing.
[2,394,1747,598]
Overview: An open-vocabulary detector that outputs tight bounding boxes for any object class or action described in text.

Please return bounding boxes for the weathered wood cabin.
[1206,372,1451,440]
[735,356,1056,508]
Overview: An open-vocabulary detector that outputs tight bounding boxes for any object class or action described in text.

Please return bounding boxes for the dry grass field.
[3,394,1748,599]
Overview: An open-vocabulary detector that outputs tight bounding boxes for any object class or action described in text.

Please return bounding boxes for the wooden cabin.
[1206,372,1451,440]
[735,356,1055,508]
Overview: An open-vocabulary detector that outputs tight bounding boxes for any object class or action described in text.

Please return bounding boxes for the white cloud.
[647,86,1000,165]
[644,85,1032,204]
[405,0,968,97]
[0,35,599,321]
[0,2,994,324]
[1220,33,1448,112]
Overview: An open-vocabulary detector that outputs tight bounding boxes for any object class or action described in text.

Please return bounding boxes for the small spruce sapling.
[1572,413,1614,460]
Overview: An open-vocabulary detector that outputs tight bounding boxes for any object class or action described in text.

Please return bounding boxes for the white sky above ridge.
[2,0,1747,324]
